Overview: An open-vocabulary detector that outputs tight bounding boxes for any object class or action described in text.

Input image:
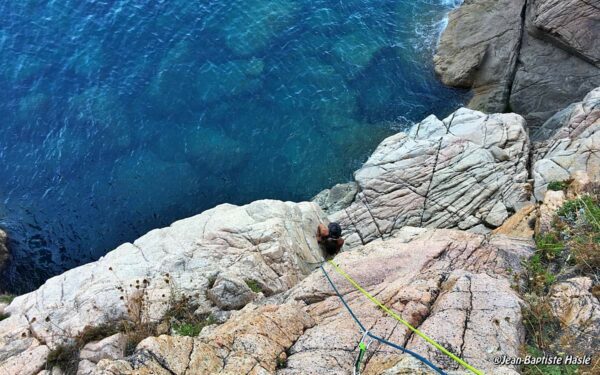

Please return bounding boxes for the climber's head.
[328,222,342,239]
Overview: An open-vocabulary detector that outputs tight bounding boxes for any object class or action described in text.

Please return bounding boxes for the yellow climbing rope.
[327,260,484,375]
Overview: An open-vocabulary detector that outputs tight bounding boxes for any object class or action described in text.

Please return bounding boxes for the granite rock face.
[532,88,600,201]
[435,0,600,130]
[328,108,531,248]
[282,228,533,375]
[94,302,315,374]
[434,0,526,113]
[89,228,533,375]
[532,87,600,141]
[549,277,600,355]
[0,200,325,372]
[312,182,358,214]
[79,333,127,364]
[509,28,600,132]
[530,0,600,65]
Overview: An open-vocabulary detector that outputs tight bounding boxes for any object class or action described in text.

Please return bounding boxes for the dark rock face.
[435,0,600,134]
[530,0,600,65]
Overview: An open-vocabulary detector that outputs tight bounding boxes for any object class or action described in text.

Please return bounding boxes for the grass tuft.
[0,294,15,304]
[245,280,262,293]
[547,181,569,192]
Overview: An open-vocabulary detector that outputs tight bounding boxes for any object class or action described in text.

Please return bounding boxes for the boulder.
[0,343,49,375]
[79,333,127,363]
[549,277,600,355]
[312,182,358,214]
[535,190,565,235]
[532,87,600,201]
[0,200,325,370]
[328,108,531,248]
[434,0,527,112]
[91,228,533,374]
[76,359,97,375]
[206,274,256,311]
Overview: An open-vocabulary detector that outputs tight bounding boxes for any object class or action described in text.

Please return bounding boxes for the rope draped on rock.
[320,263,447,375]
[321,260,484,375]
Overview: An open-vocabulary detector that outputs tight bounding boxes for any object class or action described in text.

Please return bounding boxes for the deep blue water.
[0,0,467,292]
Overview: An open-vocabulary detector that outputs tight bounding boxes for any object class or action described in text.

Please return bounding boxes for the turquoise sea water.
[0,0,467,292]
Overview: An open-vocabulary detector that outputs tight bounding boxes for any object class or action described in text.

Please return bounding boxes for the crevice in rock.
[420,138,444,227]
[139,349,177,375]
[505,0,529,113]
[182,340,196,375]
[459,275,473,358]
[359,194,384,241]
[344,208,366,246]
[403,272,449,347]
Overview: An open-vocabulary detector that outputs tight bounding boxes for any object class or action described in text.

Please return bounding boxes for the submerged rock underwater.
[0,0,467,292]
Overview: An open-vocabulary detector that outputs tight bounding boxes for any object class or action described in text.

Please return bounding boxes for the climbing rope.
[320,264,447,375]
[326,260,484,375]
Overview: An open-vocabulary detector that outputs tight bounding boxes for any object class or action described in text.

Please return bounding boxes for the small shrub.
[172,314,216,337]
[0,313,8,321]
[535,233,564,261]
[46,343,80,375]
[245,280,262,293]
[173,322,202,337]
[556,195,600,271]
[276,355,288,369]
[524,254,556,294]
[522,294,560,351]
[78,323,119,344]
[547,181,568,192]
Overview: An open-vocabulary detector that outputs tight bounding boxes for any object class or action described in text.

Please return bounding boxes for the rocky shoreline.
[0,86,598,374]
[1,1,599,373]
[434,0,600,134]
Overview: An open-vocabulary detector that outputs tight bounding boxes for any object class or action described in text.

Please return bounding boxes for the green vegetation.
[172,315,216,337]
[245,279,262,293]
[172,322,203,337]
[0,313,8,321]
[519,186,600,375]
[0,294,15,304]
[522,345,579,375]
[276,355,288,369]
[547,181,569,192]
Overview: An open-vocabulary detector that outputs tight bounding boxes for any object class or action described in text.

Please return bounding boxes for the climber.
[317,222,344,257]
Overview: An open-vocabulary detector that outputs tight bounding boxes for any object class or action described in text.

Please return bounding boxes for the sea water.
[0,0,467,292]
